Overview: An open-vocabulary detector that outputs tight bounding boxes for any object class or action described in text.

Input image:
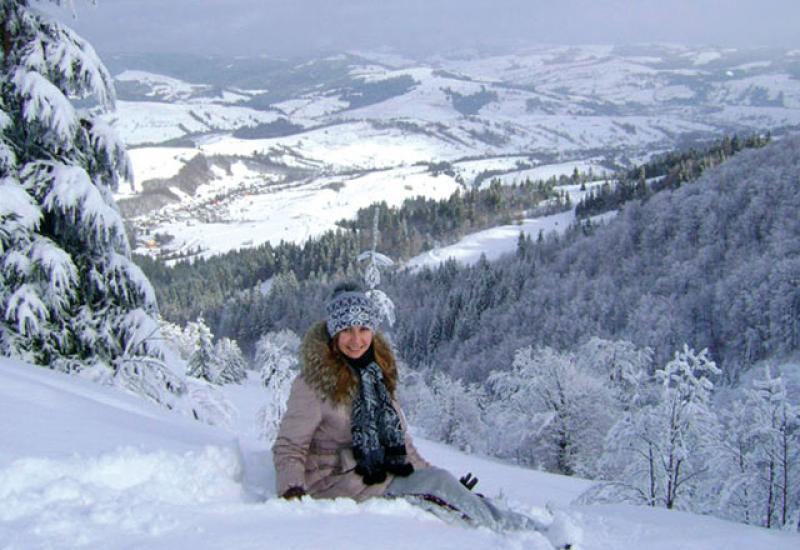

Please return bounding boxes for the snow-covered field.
[109,45,800,260]
[2,358,798,549]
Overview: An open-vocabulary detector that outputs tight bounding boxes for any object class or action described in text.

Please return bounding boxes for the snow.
[115,70,210,101]
[120,147,199,193]
[0,179,41,230]
[406,183,615,270]
[2,356,798,549]
[14,68,77,144]
[107,101,279,146]
[687,50,723,66]
[134,164,461,258]
[42,163,126,242]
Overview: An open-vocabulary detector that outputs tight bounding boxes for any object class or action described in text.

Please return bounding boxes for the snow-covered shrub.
[255,329,300,386]
[185,382,237,432]
[158,318,197,360]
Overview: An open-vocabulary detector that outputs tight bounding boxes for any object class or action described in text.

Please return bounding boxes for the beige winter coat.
[272,321,430,501]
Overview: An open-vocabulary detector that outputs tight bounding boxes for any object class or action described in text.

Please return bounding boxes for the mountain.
[2,356,798,549]
[104,45,800,260]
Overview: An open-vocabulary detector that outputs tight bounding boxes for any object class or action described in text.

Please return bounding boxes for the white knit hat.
[325,287,378,337]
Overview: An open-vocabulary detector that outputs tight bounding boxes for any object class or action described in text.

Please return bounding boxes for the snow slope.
[406,182,615,270]
[2,358,798,549]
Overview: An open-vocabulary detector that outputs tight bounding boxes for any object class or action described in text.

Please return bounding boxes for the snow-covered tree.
[186,319,217,383]
[185,382,237,432]
[254,329,299,386]
[214,337,247,384]
[0,0,179,402]
[411,371,487,454]
[255,329,300,442]
[576,337,654,408]
[719,367,799,529]
[488,346,617,476]
[593,346,722,509]
[158,318,196,360]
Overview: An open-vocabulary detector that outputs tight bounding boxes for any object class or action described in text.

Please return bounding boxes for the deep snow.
[2,358,798,549]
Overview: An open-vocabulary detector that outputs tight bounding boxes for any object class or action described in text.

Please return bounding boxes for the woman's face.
[336,326,373,359]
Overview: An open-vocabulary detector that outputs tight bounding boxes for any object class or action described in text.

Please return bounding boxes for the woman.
[272,283,558,536]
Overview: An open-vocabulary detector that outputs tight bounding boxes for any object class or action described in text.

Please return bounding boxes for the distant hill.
[109,45,800,260]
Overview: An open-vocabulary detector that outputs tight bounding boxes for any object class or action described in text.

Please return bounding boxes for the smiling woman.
[270,281,565,542]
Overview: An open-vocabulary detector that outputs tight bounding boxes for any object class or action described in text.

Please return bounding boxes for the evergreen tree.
[0,1,178,402]
[186,318,217,383]
[214,337,247,384]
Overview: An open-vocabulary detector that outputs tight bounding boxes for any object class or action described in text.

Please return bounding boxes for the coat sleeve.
[272,375,323,496]
[395,400,431,470]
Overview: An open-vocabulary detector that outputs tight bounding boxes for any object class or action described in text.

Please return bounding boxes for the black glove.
[282,486,307,500]
[355,462,387,485]
[384,447,414,477]
[385,460,414,477]
[459,472,479,491]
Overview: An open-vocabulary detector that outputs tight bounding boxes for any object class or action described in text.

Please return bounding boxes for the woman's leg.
[387,467,542,532]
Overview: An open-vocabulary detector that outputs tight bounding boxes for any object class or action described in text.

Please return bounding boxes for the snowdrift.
[1,358,798,549]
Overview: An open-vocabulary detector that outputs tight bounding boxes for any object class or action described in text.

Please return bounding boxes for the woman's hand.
[282,486,307,500]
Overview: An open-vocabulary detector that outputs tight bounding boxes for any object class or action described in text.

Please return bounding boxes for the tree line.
[575,132,771,218]
[138,177,567,327]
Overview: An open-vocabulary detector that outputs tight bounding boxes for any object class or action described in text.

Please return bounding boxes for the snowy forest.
[163,136,800,529]
[1,0,799,542]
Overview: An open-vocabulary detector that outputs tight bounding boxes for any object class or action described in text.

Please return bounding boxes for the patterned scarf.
[348,348,411,483]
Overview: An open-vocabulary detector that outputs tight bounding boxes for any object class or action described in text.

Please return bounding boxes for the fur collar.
[300,321,398,405]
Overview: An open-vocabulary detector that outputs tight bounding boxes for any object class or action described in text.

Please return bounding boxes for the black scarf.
[345,345,413,484]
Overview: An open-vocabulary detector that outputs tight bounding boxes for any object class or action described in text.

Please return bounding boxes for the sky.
[44,0,800,58]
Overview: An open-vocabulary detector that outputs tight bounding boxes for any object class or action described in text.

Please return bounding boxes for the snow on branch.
[5,284,49,337]
[30,235,77,307]
[19,12,114,109]
[12,69,78,146]
[0,178,41,233]
[86,118,134,186]
[25,161,127,245]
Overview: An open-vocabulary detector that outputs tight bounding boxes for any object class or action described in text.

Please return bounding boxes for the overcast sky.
[45,0,800,58]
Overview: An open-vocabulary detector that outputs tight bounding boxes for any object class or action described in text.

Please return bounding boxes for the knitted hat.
[326,283,378,337]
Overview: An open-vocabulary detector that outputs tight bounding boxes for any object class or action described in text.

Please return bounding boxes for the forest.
[171,135,799,530]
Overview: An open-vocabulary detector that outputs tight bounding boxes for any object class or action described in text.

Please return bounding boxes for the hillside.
[104,45,800,259]
[383,135,800,382]
[2,357,798,549]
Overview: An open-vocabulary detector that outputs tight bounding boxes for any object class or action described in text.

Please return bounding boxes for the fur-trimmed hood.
[300,321,398,405]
